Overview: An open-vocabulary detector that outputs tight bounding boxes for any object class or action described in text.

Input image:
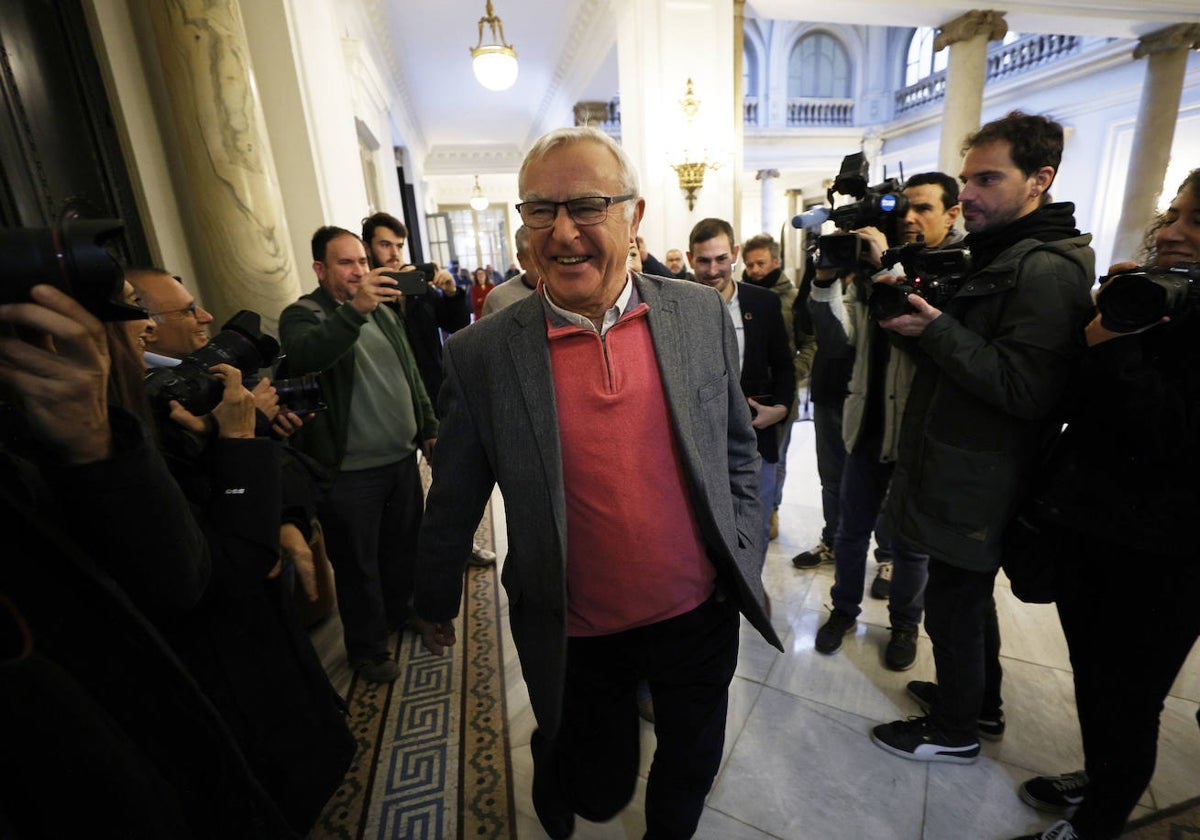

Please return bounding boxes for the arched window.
[788,32,850,98]
[905,26,947,86]
[743,40,759,98]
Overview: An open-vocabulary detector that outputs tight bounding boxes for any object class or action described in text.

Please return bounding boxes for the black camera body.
[1096,262,1200,333]
[816,152,909,274]
[868,242,973,321]
[0,219,147,321]
[143,310,280,415]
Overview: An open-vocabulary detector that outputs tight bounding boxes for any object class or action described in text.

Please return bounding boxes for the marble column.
[756,168,779,234]
[145,0,301,333]
[935,10,1008,178]
[733,0,746,239]
[1112,23,1200,262]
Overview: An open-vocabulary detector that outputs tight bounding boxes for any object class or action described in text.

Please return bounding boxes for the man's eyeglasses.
[149,301,201,320]
[515,194,635,229]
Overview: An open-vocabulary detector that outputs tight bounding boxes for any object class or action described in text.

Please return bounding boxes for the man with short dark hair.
[411,127,781,839]
[279,226,438,683]
[664,247,695,281]
[809,171,962,671]
[689,218,795,551]
[870,112,1095,762]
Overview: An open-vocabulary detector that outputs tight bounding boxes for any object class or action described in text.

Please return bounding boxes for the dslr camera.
[1095,262,1200,333]
[0,218,147,321]
[144,310,281,415]
[814,152,909,274]
[867,240,974,321]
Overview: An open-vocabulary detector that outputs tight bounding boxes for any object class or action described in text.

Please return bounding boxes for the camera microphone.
[791,207,830,231]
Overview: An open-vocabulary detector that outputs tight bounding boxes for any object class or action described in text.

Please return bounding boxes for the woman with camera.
[1011,169,1200,840]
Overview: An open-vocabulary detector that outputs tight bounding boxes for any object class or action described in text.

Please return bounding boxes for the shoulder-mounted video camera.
[812,152,909,275]
[867,240,973,321]
[1095,262,1200,333]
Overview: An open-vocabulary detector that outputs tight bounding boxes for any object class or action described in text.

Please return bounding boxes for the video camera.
[797,152,909,274]
[867,240,974,321]
[0,219,147,321]
[144,310,281,415]
[1095,262,1200,333]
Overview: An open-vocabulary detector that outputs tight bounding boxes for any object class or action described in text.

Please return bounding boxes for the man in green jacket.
[279,226,438,683]
[869,112,1095,763]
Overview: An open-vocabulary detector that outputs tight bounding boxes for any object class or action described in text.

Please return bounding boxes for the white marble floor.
[491,418,1200,840]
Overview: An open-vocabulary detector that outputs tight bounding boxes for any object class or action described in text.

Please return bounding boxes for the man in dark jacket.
[280,227,439,683]
[869,112,1095,763]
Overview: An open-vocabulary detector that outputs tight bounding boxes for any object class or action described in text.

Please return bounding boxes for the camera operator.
[1007,170,1200,840]
[808,172,963,672]
[0,285,299,836]
[869,112,1096,766]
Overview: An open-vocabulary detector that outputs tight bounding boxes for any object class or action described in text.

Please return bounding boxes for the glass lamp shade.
[472,46,518,91]
[469,194,490,211]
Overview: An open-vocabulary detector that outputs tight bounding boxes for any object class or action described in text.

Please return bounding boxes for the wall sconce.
[671,78,718,211]
[471,0,519,92]
[469,175,490,211]
[673,159,719,211]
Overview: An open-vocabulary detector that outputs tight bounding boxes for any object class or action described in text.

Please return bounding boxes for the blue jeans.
[830,441,928,627]
[812,399,847,546]
[757,459,778,553]
[771,417,795,511]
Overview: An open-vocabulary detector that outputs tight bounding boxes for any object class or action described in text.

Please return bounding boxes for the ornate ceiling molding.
[422,144,527,175]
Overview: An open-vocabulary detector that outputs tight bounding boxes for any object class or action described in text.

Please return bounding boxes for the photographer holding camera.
[808,171,964,672]
[868,112,1096,767]
[1005,171,1200,840]
[0,284,303,836]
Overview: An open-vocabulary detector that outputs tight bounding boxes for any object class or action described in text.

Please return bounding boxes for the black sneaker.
[351,655,400,684]
[871,716,980,764]
[1019,771,1089,815]
[905,680,1007,741]
[814,609,856,654]
[884,624,918,671]
[792,540,833,569]
[1008,819,1079,839]
[870,560,893,599]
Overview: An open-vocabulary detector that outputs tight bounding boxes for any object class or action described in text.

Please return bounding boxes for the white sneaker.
[468,542,497,567]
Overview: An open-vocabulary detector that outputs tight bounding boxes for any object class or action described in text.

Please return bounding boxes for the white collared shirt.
[543,272,634,337]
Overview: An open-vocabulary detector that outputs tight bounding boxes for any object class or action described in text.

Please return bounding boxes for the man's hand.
[1086,262,1171,346]
[431,267,458,296]
[748,399,787,429]
[270,410,307,439]
[280,522,318,601]
[879,292,942,337]
[421,437,436,463]
[349,267,403,316]
[412,615,457,655]
[251,376,280,420]
[207,364,256,438]
[852,226,889,270]
[0,285,112,464]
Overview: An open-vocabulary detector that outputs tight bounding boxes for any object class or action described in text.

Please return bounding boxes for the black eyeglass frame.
[515,194,636,229]
[148,301,201,320]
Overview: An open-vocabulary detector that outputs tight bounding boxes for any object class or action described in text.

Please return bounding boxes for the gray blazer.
[414,272,783,737]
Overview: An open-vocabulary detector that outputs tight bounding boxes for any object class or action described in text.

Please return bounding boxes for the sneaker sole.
[1018,785,1083,816]
[870,731,980,764]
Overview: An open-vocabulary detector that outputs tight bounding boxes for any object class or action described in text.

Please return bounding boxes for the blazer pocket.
[697,372,728,404]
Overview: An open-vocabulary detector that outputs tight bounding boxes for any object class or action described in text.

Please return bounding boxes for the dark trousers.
[812,399,847,545]
[537,595,740,839]
[830,442,928,626]
[1056,534,1200,839]
[923,559,1003,737]
[319,453,422,662]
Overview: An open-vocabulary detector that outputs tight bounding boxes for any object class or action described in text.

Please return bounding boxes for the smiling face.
[741,247,779,283]
[521,140,644,318]
[688,233,739,300]
[129,270,213,357]
[1155,182,1200,268]
[119,281,154,353]
[958,140,1052,234]
[314,233,369,304]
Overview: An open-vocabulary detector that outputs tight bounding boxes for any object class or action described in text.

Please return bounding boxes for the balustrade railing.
[786,97,854,126]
